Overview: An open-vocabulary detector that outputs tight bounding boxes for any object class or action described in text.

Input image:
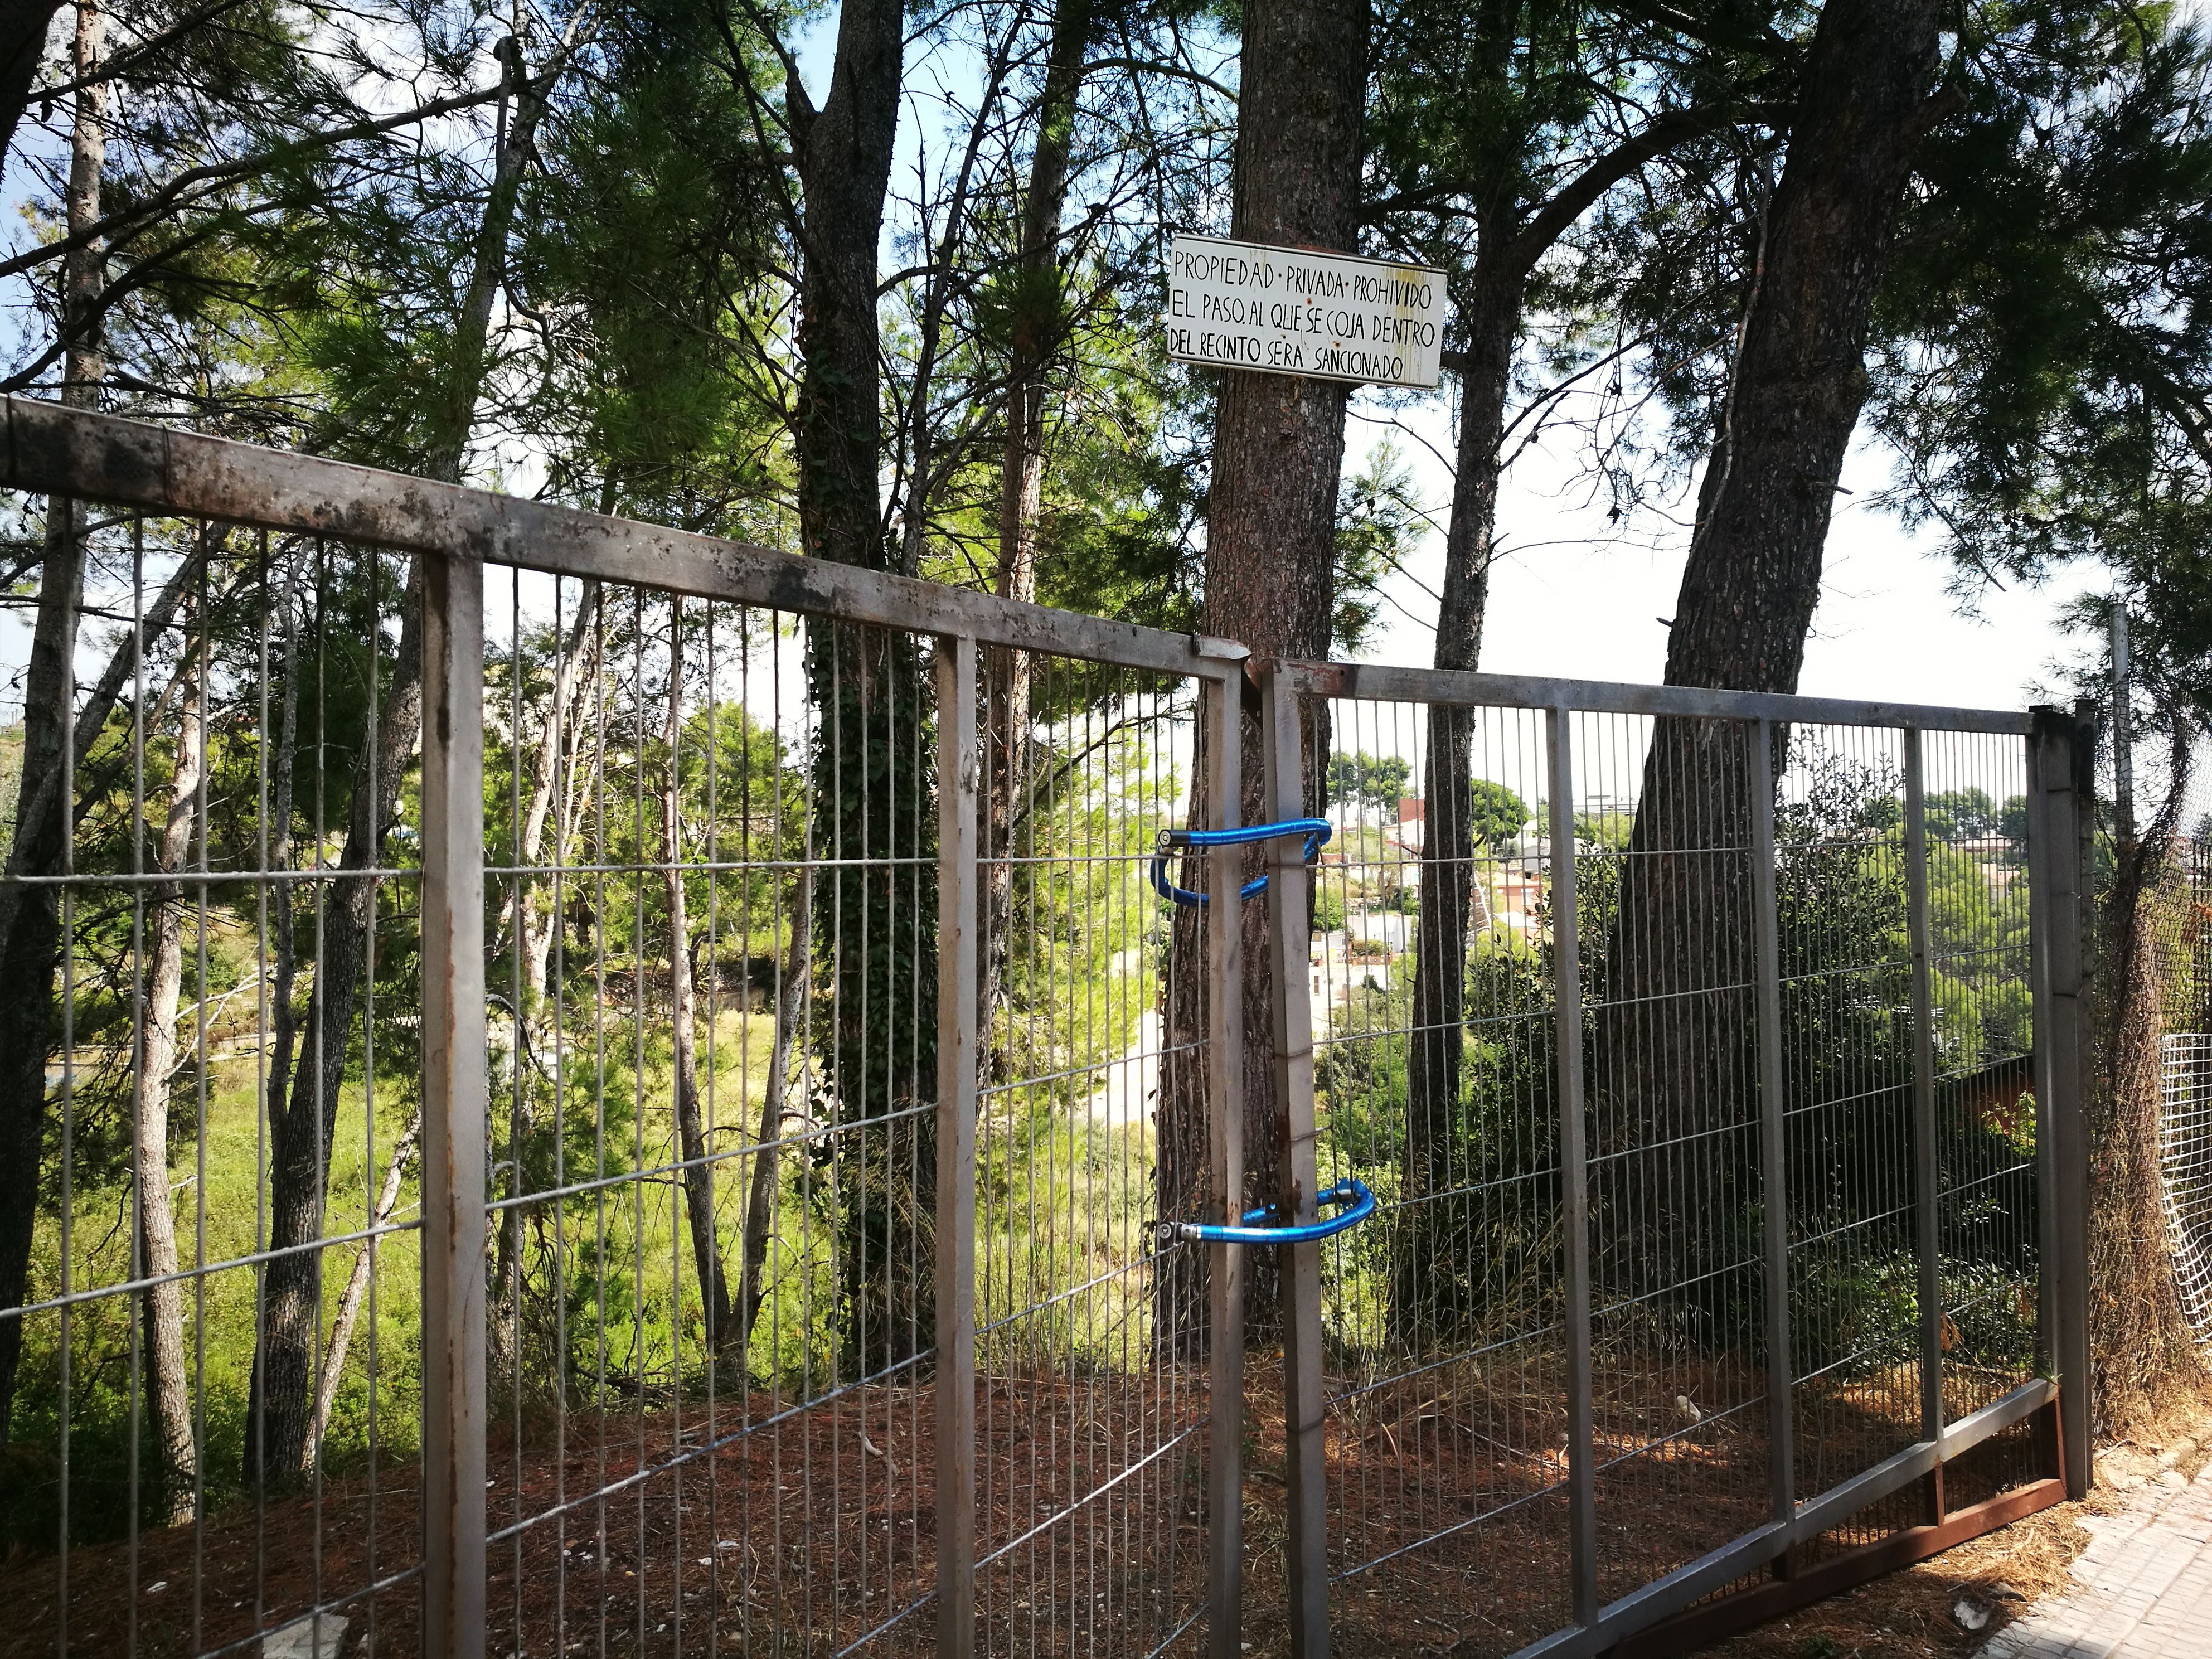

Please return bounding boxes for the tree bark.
[789,0,903,575]
[1603,0,1948,1306]
[738,869,812,1352]
[982,0,1094,1071]
[0,0,104,1443]
[0,0,64,176]
[783,0,932,1370]
[1159,0,1369,1344]
[1665,3,1943,698]
[248,33,563,1481]
[1398,271,1516,1345]
[134,632,204,1525]
[662,605,739,1355]
[305,1104,421,1467]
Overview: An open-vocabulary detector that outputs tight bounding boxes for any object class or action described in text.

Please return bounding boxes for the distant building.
[1394,796,1425,853]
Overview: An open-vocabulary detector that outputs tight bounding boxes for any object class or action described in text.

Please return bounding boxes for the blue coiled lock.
[1148,817,1333,907]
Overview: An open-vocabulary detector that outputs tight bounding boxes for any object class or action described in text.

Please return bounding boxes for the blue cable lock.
[1158,1178,1376,1248]
[1149,817,1332,907]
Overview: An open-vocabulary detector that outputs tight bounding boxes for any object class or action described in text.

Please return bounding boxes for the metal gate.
[0,396,2091,1659]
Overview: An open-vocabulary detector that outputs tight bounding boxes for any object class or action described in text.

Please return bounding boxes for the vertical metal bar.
[933,633,980,1656]
[1547,707,1598,1627]
[1259,662,1328,1659]
[1903,731,1950,1529]
[2030,705,2094,1500]
[421,550,487,1659]
[2026,745,2059,1384]
[1903,730,1944,1481]
[1749,719,1793,1530]
[2111,601,2133,845]
[1203,671,1246,1659]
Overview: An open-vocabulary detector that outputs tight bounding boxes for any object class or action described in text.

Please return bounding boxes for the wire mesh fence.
[967,648,1212,1656]
[1277,667,2062,1658]
[0,519,429,1659]
[0,398,2095,1659]
[2159,1034,2212,1344]
[2094,619,2212,1408]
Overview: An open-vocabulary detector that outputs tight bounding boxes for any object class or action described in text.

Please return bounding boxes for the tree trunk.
[1158,0,1369,1343]
[1665,0,1943,698]
[789,0,903,575]
[982,0,1093,1070]
[0,0,65,176]
[1603,0,1947,1308]
[305,1104,421,1467]
[784,0,932,1371]
[248,36,560,1482]
[521,581,601,1005]
[814,619,937,1371]
[133,638,205,1524]
[247,566,424,1483]
[738,869,812,1352]
[663,605,739,1355]
[0,0,104,1443]
[1397,272,1517,1347]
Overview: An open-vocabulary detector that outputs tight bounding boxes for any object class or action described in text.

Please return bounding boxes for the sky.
[1345,389,2105,716]
[0,4,2111,724]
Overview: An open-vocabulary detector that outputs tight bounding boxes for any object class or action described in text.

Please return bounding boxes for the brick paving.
[1980,1469,2212,1658]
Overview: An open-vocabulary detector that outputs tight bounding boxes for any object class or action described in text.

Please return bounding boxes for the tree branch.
[0,81,507,284]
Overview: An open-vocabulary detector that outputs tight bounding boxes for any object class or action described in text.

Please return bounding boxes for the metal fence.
[0,396,2093,1659]
[1246,662,2087,1658]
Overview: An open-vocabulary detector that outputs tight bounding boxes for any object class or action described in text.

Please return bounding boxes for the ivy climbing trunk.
[784,0,934,1370]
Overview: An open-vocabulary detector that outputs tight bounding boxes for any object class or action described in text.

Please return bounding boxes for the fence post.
[934,633,980,1656]
[420,550,487,1659]
[2029,704,2095,1500]
[1203,670,1246,1659]
[1902,729,1946,1520]
[1749,719,1794,1537]
[1259,661,1330,1659]
[1546,707,1599,1627]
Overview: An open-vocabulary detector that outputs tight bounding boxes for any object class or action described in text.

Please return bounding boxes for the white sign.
[1165,234,1445,390]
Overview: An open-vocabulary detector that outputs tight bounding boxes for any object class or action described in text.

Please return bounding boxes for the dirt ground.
[2,1369,2185,1658]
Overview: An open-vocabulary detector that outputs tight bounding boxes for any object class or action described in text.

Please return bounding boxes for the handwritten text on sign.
[1165,234,1445,390]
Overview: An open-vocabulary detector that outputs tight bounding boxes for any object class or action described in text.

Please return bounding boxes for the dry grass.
[7,1367,2189,1659]
[1702,1379,2212,1659]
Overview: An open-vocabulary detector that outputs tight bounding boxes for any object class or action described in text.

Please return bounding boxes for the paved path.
[1981,1469,2212,1658]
